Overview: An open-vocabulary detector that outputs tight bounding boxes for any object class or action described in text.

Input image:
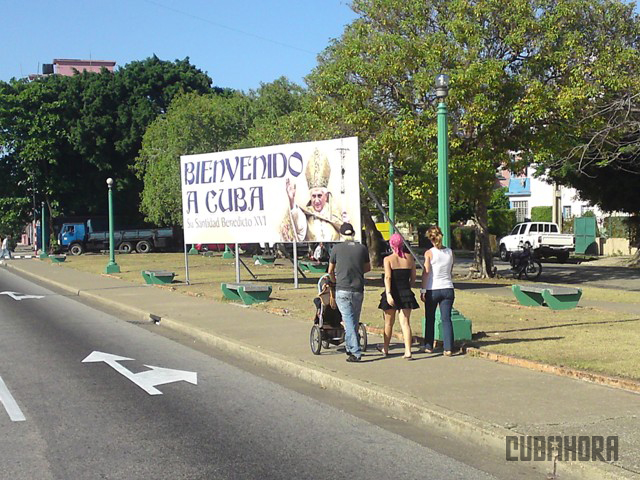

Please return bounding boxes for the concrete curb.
[3,261,635,479]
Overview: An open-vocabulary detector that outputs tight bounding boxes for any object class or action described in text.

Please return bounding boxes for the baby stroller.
[310,274,368,355]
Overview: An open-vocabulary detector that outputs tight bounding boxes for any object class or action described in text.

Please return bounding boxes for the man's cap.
[340,222,355,236]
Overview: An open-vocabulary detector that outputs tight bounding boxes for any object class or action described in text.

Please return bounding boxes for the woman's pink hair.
[389,233,405,258]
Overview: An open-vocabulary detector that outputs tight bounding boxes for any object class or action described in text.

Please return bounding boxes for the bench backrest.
[518,284,580,295]
[145,270,175,276]
[226,282,271,292]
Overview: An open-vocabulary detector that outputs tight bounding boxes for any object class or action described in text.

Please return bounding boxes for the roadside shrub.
[531,206,552,222]
[562,216,574,234]
[627,217,639,246]
[0,197,31,248]
[451,226,475,250]
[603,216,633,239]
[488,209,517,238]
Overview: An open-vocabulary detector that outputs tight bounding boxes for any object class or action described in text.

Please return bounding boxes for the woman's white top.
[425,247,454,290]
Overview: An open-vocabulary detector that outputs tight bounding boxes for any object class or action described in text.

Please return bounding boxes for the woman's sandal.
[443,350,453,357]
[376,344,388,357]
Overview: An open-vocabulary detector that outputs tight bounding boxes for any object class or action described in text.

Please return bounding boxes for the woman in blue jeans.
[420,226,455,356]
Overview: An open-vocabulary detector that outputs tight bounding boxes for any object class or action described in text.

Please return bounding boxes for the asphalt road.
[0,268,510,480]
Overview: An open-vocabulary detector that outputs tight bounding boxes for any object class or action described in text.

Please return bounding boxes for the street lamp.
[104,178,120,274]
[388,154,395,235]
[435,73,451,247]
[39,201,48,259]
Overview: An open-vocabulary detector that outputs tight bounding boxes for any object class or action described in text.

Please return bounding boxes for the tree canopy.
[291,0,640,274]
[0,56,213,234]
[134,77,308,225]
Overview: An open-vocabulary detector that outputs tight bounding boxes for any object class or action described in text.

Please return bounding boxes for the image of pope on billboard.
[181,137,360,245]
[282,144,355,242]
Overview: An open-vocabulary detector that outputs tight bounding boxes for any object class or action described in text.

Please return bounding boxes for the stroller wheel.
[310,325,322,355]
[321,338,331,349]
[358,323,368,352]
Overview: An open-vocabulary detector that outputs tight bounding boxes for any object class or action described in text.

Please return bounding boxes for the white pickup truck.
[499,222,574,263]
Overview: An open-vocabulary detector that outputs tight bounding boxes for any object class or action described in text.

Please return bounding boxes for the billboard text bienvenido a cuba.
[180,137,360,245]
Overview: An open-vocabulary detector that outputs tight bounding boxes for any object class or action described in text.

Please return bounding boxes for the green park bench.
[512,284,582,310]
[253,255,277,265]
[298,260,329,273]
[221,282,272,305]
[49,255,67,263]
[141,270,176,285]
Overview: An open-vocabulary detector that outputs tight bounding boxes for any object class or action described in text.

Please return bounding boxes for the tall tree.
[537,92,640,265]
[0,75,72,231]
[135,77,306,225]
[301,0,640,276]
[0,56,213,226]
[134,91,252,225]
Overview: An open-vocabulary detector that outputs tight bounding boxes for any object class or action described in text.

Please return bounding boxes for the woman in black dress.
[377,233,419,358]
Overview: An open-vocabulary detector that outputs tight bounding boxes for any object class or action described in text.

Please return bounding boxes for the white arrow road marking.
[0,291,45,301]
[0,375,26,422]
[82,351,197,396]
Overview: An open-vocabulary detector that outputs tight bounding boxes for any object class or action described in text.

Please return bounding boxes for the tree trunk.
[628,217,640,267]
[46,197,56,254]
[470,201,495,278]
[362,205,385,267]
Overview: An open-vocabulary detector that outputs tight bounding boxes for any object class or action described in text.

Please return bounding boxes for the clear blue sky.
[1,0,358,91]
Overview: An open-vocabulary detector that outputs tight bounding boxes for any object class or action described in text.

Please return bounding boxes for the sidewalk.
[2,258,639,479]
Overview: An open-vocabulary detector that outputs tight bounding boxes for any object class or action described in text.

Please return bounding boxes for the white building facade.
[500,167,604,225]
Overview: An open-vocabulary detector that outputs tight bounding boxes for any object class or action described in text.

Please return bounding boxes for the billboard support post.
[183,241,190,285]
[235,243,240,283]
[292,241,298,288]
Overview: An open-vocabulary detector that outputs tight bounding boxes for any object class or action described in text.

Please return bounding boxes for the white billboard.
[181,137,360,244]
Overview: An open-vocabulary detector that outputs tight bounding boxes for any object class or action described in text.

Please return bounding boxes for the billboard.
[181,137,360,244]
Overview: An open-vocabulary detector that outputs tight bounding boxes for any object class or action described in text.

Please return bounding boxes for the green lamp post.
[388,154,395,235]
[39,201,48,259]
[435,73,451,247]
[104,178,120,274]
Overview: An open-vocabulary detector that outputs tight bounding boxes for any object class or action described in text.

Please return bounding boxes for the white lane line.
[0,291,45,301]
[0,375,26,422]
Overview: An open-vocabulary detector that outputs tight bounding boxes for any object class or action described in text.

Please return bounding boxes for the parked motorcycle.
[510,245,542,280]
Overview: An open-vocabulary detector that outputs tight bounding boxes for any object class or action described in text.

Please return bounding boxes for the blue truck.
[58,219,180,255]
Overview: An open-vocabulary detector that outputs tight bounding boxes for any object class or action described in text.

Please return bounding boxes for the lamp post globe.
[436,73,451,248]
[104,177,120,274]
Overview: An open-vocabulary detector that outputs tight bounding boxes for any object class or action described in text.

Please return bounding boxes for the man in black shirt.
[328,223,371,362]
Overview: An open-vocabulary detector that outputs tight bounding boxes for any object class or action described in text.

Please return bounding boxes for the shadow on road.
[496,264,640,291]
[454,282,510,292]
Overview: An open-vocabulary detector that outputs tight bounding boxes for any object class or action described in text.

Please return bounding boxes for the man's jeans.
[335,290,364,359]
[424,288,455,352]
